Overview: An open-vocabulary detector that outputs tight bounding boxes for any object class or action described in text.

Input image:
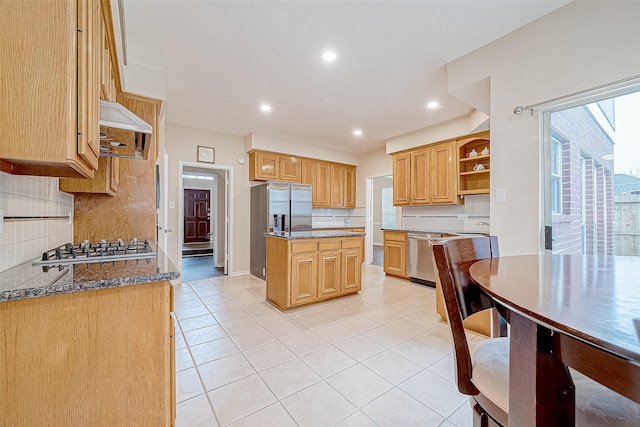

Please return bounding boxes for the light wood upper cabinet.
[249,150,356,208]
[393,153,411,206]
[0,0,101,179]
[100,6,117,102]
[59,156,119,196]
[301,159,316,204]
[315,162,332,207]
[279,156,301,182]
[410,148,429,204]
[329,164,356,208]
[330,164,345,207]
[344,166,356,208]
[392,140,459,206]
[249,151,280,181]
[430,141,457,204]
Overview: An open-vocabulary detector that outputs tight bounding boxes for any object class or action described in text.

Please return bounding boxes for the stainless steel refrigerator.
[250,181,313,279]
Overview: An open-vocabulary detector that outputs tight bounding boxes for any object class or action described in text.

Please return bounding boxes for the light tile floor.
[174,264,484,427]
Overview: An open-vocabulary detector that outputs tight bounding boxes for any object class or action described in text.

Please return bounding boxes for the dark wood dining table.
[469,253,640,426]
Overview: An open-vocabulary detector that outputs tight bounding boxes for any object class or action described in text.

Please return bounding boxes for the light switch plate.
[170,201,176,209]
[496,188,506,203]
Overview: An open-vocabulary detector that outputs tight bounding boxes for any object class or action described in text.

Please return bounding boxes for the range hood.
[99,100,152,160]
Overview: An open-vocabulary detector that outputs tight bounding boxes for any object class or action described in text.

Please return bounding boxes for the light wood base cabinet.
[383,231,408,279]
[266,236,363,310]
[0,281,175,426]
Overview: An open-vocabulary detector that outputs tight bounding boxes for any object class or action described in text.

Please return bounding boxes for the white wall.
[165,124,249,274]
[245,133,360,166]
[386,111,489,154]
[447,1,640,255]
[355,147,393,208]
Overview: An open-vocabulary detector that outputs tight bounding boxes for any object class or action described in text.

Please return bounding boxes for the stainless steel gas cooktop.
[33,238,156,268]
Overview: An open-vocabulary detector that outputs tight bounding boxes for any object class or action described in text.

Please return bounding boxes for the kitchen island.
[266,231,364,310]
[0,245,179,426]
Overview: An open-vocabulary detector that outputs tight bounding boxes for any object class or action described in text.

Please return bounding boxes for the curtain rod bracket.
[513,105,533,115]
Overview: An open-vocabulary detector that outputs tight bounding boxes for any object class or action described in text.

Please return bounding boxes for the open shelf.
[459,154,490,163]
[459,169,490,176]
[458,131,490,195]
[459,189,490,196]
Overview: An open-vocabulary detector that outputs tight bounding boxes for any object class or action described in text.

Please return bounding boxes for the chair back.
[432,235,500,395]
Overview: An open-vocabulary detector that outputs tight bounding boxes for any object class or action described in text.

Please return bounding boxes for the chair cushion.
[469,337,640,425]
[469,337,510,414]
[573,368,640,426]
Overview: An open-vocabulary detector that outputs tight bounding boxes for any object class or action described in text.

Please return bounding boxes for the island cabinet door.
[342,248,362,294]
[318,250,341,299]
[291,253,318,306]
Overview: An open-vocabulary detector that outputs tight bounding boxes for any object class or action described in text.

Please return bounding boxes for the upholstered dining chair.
[432,236,640,427]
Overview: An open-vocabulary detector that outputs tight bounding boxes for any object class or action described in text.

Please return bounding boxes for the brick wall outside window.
[550,106,614,255]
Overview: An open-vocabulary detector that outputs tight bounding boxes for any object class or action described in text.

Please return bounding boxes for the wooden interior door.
[184,189,210,243]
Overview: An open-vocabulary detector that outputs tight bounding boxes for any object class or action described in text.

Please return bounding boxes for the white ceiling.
[123,1,569,153]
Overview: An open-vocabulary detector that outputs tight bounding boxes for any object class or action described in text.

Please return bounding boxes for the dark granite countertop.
[0,245,180,303]
[312,226,365,230]
[266,230,365,240]
[381,228,488,235]
[381,228,459,234]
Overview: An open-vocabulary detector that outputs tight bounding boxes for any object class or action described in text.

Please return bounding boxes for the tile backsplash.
[401,194,490,232]
[312,208,365,228]
[0,172,74,272]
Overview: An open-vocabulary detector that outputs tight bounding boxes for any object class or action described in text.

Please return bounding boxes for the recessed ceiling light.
[427,101,439,109]
[260,104,272,112]
[353,129,363,136]
[322,51,337,62]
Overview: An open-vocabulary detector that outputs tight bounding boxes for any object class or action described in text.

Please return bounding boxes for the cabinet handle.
[164,229,173,233]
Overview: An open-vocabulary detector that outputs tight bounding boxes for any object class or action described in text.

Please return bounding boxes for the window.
[551,136,562,214]
[381,187,396,229]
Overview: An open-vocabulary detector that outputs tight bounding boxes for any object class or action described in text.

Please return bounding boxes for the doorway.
[543,87,640,256]
[366,174,396,265]
[179,162,232,280]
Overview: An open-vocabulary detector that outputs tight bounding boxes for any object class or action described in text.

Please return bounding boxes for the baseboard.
[231,270,250,276]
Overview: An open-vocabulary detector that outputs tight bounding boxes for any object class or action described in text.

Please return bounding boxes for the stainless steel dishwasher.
[407,232,485,286]
[407,233,443,286]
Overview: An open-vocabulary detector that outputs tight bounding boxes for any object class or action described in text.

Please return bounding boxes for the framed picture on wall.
[197,146,215,164]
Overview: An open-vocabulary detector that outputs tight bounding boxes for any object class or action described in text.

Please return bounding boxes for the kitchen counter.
[266,230,365,240]
[0,245,179,302]
[382,228,487,235]
[312,226,365,230]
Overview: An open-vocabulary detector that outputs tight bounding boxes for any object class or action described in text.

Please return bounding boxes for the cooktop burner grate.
[33,238,156,268]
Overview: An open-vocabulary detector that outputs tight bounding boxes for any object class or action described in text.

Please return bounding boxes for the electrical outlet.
[457,214,468,221]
